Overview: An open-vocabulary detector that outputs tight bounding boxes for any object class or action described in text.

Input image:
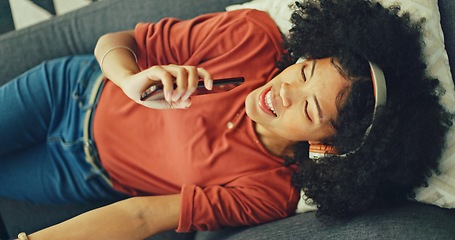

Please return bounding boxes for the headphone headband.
[369,61,387,116]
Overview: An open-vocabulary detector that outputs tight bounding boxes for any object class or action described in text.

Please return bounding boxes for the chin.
[245,91,256,120]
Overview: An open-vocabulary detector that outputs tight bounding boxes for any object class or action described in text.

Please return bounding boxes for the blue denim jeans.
[0,55,128,204]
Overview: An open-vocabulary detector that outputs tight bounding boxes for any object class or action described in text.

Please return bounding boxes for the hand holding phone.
[140,77,244,101]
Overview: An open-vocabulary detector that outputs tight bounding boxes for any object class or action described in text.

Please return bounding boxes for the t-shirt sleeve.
[134,10,283,72]
[177,167,299,232]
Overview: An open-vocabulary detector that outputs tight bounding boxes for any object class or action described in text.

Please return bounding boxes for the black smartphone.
[140,77,244,101]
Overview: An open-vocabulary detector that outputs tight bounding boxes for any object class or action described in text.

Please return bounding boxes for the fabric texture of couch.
[1,0,455,239]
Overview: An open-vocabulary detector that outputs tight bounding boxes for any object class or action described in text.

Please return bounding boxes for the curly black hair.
[281,0,453,218]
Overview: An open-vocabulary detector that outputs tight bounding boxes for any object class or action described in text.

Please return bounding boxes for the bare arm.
[28,195,181,240]
[93,30,212,109]
[94,30,140,87]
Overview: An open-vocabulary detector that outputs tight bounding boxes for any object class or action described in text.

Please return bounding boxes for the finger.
[170,99,192,109]
[145,66,174,102]
[141,98,192,110]
[160,65,188,102]
[172,67,188,102]
[197,67,213,90]
[140,98,172,109]
[182,66,198,101]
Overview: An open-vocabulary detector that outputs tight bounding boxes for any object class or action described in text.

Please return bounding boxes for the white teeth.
[265,90,276,115]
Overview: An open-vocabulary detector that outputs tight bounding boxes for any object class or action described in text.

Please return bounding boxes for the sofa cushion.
[195,202,455,240]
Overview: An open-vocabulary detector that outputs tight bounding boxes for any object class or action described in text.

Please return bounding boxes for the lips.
[259,87,277,117]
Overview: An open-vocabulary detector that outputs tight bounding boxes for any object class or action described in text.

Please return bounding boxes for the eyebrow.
[310,61,324,122]
[310,60,316,78]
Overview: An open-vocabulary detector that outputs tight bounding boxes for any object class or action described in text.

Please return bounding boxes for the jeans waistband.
[82,73,112,186]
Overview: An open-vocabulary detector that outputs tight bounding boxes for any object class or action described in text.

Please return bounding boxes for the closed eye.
[301,65,307,82]
[305,100,312,122]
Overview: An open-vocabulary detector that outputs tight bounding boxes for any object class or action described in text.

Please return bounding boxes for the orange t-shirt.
[93,9,299,232]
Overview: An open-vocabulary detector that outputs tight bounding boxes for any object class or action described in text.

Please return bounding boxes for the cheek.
[279,118,308,140]
[279,113,331,142]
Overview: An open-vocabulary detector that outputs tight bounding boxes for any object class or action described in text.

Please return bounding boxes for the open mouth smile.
[259,87,277,117]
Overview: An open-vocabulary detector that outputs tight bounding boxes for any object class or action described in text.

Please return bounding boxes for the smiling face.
[246,58,351,152]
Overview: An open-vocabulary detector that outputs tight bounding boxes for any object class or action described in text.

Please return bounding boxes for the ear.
[309,142,338,155]
[308,141,322,146]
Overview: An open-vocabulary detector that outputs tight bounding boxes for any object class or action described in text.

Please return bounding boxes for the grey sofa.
[1,0,455,239]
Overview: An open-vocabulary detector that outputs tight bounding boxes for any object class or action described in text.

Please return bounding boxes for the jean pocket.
[48,136,123,202]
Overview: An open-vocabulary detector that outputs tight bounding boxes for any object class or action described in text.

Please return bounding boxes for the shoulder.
[209,9,284,56]
[221,9,282,39]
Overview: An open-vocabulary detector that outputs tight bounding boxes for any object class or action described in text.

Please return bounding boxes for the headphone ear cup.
[309,144,337,159]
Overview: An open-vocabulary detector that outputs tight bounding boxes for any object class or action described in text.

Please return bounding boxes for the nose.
[280,82,295,107]
[280,80,310,108]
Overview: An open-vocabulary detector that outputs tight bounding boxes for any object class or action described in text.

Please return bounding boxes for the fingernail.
[182,92,192,101]
[185,101,192,109]
[208,80,213,90]
[165,91,172,102]
[172,92,182,102]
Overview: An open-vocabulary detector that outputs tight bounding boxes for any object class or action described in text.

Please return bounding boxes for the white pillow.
[227,0,455,212]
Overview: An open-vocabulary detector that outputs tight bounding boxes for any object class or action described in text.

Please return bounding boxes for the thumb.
[167,99,192,109]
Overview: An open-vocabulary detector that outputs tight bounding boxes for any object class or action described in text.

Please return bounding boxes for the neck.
[254,123,295,157]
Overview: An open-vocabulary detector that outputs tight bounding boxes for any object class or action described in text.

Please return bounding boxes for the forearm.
[28,195,181,240]
[94,30,141,88]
